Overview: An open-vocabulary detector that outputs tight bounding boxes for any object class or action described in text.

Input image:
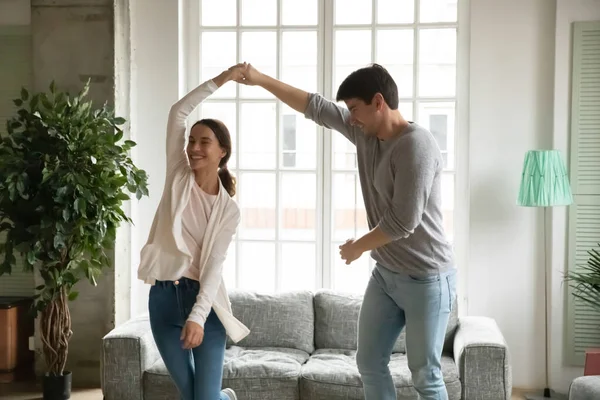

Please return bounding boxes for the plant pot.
[43,371,72,400]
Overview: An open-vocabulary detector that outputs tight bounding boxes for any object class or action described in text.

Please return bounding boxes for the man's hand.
[339,239,364,265]
[181,320,204,349]
[237,63,263,86]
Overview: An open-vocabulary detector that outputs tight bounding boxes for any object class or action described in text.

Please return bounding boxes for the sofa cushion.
[227,290,315,354]
[314,290,458,353]
[223,346,308,400]
[300,349,461,400]
[143,347,308,400]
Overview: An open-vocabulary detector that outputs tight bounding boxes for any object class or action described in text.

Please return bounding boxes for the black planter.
[43,371,72,400]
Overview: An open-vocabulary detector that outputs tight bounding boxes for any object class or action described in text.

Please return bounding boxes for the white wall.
[550,0,600,393]
[468,0,557,389]
[0,0,31,26]
[130,0,183,316]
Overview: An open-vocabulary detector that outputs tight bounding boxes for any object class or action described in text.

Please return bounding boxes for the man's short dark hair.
[335,64,399,110]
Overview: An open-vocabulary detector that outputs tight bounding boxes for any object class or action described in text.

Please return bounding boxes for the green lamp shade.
[517,150,573,207]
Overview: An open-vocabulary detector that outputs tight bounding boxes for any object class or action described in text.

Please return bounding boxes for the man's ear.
[374,93,385,110]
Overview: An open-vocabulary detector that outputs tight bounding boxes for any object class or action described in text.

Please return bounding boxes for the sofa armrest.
[101,314,160,400]
[453,316,512,400]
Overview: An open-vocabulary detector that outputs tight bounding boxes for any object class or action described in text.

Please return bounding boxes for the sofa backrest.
[227,290,315,354]
[314,290,458,353]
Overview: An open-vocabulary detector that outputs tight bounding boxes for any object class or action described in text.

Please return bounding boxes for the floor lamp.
[517,150,573,399]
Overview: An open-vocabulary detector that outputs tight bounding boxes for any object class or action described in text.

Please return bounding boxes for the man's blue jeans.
[149,278,230,400]
[356,264,457,400]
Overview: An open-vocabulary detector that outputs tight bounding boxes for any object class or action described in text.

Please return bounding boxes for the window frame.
[184,0,469,304]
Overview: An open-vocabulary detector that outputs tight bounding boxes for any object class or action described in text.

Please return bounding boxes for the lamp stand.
[525,207,566,400]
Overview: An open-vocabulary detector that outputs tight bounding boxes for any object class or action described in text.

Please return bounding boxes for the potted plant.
[0,81,148,399]
[565,244,600,312]
[564,243,600,375]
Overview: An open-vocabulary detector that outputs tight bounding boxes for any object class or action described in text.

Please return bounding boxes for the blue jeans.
[356,264,457,400]
[149,278,230,400]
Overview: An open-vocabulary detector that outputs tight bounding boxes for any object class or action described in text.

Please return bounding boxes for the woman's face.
[187,124,226,171]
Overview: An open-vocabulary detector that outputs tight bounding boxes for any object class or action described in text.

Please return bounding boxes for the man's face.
[345,97,381,137]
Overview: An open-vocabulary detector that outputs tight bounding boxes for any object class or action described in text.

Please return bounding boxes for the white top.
[182,185,217,281]
[137,79,250,343]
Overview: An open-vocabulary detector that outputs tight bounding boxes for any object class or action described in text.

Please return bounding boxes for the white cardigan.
[137,79,250,343]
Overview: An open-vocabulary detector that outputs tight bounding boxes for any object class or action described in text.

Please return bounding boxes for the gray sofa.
[102,290,512,400]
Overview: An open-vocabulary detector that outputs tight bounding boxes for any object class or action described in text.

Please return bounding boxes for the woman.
[137,64,251,400]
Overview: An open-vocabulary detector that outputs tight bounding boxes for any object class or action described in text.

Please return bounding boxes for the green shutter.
[0,27,33,297]
[566,21,600,366]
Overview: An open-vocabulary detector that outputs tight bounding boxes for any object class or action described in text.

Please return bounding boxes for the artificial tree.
[0,81,148,397]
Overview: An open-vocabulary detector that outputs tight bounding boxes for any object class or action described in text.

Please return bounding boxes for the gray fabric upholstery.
[300,349,461,400]
[143,346,308,400]
[102,291,511,400]
[453,316,512,400]
[569,376,600,400]
[101,314,160,400]
[313,290,459,353]
[227,290,315,354]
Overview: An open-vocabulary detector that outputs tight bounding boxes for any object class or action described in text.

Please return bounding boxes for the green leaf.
[68,291,79,301]
[49,81,56,94]
[26,251,36,266]
[13,99,23,107]
[20,87,29,101]
[114,117,126,125]
[74,198,87,215]
[114,131,123,142]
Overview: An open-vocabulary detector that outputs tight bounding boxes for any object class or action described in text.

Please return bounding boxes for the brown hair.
[190,118,236,197]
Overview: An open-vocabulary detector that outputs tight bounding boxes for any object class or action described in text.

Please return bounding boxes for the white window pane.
[418,28,456,97]
[239,242,276,293]
[281,105,317,169]
[242,0,276,26]
[399,102,413,121]
[335,0,372,25]
[420,0,458,23]
[417,101,455,169]
[282,31,318,94]
[332,173,368,241]
[241,32,277,98]
[281,173,317,241]
[238,172,276,240]
[281,243,316,291]
[222,244,236,290]
[200,102,237,169]
[334,30,372,93]
[441,172,454,243]
[201,32,237,98]
[239,103,276,168]
[282,0,318,25]
[332,243,370,294]
[332,127,357,170]
[201,0,236,26]
[376,30,414,97]
[377,0,414,23]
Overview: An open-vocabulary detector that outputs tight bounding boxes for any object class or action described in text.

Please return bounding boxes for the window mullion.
[234,0,242,289]
[275,0,282,292]
[321,0,334,290]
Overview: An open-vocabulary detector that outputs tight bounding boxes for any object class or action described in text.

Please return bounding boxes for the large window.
[193,0,459,294]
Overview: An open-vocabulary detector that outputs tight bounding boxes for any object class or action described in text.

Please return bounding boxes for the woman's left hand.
[181,320,204,349]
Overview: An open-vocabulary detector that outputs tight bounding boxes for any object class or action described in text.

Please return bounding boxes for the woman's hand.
[181,320,204,349]
[213,63,247,87]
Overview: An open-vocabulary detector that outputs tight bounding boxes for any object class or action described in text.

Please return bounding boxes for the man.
[236,63,457,400]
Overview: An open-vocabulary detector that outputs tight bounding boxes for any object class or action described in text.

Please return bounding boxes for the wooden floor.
[0,382,534,400]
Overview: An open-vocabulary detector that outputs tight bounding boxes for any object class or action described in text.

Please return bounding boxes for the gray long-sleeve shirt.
[304,93,455,277]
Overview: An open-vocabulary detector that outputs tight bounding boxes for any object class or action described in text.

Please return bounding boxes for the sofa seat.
[143,346,309,400]
[299,349,461,400]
